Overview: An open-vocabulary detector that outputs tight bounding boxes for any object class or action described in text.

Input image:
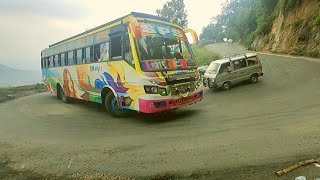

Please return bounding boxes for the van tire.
[104,92,128,118]
[250,74,258,84]
[222,82,231,91]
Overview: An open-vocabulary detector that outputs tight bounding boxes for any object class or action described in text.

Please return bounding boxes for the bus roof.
[49,12,170,48]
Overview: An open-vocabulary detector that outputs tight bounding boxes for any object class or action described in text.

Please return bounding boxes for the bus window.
[68,51,74,65]
[41,58,44,68]
[58,54,61,67]
[65,53,68,66]
[61,53,65,66]
[124,32,133,65]
[77,49,82,64]
[110,36,122,60]
[82,48,86,64]
[100,42,109,61]
[85,47,92,63]
[54,54,59,67]
[43,58,47,68]
[94,44,101,62]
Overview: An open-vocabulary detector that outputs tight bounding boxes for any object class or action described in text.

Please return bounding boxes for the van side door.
[216,62,232,86]
[246,56,262,76]
[232,58,249,83]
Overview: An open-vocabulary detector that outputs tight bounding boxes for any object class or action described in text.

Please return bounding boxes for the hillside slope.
[252,0,320,57]
[0,64,42,87]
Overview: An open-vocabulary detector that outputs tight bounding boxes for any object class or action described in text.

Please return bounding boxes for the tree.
[156,0,188,28]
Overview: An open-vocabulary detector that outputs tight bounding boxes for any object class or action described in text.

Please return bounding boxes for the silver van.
[203,53,263,90]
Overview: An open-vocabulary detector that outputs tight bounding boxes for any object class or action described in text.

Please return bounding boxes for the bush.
[289,49,306,56]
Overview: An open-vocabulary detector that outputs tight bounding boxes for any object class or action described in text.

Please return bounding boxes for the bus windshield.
[136,22,195,71]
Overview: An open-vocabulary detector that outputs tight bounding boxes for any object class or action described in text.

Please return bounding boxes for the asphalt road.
[1,43,320,179]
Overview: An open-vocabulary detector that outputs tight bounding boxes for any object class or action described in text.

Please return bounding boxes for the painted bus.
[41,12,203,117]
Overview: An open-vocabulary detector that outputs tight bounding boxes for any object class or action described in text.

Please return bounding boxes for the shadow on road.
[56,96,202,124]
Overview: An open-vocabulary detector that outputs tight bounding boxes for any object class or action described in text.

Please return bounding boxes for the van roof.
[211,53,258,64]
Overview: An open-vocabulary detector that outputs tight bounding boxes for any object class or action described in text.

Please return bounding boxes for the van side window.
[247,57,259,66]
[234,59,247,70]
[219,62,230,74]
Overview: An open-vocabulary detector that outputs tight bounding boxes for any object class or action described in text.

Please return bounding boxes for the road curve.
[1,43,320,179]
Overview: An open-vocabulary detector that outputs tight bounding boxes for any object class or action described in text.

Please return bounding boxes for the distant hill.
[0,64,42,87]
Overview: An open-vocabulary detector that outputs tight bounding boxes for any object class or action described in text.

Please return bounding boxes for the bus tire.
[104,92,128,118]
[58,85,69,103]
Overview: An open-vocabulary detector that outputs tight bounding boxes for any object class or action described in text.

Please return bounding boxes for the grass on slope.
[192,45,220,66]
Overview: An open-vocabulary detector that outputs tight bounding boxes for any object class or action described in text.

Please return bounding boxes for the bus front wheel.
[104,93,128,118]
[58,86,70,103]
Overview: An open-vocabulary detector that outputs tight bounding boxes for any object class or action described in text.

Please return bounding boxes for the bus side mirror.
[183,29,199,45]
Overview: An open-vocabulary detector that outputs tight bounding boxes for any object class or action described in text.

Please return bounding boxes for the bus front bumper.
[138,90,203,114]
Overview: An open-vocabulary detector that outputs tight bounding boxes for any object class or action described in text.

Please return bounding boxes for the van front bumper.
[138,90,203,114]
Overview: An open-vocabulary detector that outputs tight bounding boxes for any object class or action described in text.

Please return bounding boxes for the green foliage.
[156,0,188,28]
[278,0,302,13]
[191,45,220,66]
[291,19,302,30]
[313,10,320,26]
[200,0,278,47]
[289,48,306,56]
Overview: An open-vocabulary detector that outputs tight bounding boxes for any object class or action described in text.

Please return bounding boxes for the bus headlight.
[159,88,167,96]
[144,86,168,96]
[144,86,158,94]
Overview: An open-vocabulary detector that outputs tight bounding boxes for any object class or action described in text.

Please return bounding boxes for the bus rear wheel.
[104,93,128,118]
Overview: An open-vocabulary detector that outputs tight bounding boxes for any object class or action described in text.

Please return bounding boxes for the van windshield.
[207,62,220,73]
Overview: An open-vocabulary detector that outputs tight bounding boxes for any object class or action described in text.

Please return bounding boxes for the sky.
[0,0,226,70]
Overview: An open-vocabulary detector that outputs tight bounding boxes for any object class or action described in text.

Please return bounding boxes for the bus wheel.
[104,93,128,118]
[59,87,70,103]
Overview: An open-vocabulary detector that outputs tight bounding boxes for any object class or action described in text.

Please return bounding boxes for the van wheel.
[250,74,258,84]
[222,82,231,91]
[104,93,128,118]
[59,86,70,103]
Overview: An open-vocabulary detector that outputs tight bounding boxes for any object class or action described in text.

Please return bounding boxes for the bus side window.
[100,42,109,61]
[61,53,65,66]
[85,47,92,63]
[77,49,82,64]
[82,48,86,64]
[58,54,61,67]
[49,56,54,68]
[68,51,73,65]
[124,32,134,65]
[41,58,44,69]
[54,54,59,67]
[110,35,122,60]
[93,44,101,62]
[65,53,68,66]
